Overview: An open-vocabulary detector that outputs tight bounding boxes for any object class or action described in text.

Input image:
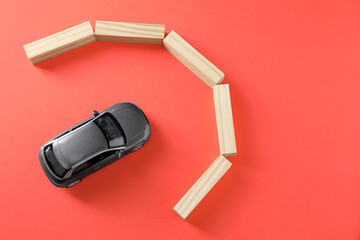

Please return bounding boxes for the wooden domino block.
[163,30,224,88]
[23,21,95,64]
[173,155,232,219]
[95,21,165,44]
[213,84,237,157]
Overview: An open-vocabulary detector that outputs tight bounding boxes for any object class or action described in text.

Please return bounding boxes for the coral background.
[0,0,359,239]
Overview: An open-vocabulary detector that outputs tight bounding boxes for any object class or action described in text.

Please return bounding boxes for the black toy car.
[39,102,151,188]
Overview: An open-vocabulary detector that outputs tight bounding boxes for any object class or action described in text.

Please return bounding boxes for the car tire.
[66,179,81,188]
[131,144,144,152]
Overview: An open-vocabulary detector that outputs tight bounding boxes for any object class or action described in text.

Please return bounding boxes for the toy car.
[39,102,151,188]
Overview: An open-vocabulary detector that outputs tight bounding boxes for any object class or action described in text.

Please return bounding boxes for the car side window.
[71,151,118,177]
[90,150,117,164]
[72,161,91,175]
[94,114,126,148]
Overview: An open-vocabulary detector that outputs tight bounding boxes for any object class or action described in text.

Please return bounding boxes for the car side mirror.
[92,110,99,116]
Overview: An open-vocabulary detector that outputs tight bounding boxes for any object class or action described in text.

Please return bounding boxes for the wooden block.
[163,30,224,88]
[95,21,165,44]
[23,21,95,64]
[213,84,237,157]
[173,155,232,220]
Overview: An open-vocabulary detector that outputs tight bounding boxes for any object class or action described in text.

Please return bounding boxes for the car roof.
[52,122,108,169]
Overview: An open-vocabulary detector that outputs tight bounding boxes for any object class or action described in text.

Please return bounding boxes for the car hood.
[110,104,148,146]
[53,122,108,169]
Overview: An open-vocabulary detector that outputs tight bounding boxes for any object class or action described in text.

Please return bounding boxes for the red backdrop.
[1,0,360,239]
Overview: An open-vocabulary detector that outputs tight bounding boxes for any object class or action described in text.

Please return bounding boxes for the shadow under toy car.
[39,102,151,188]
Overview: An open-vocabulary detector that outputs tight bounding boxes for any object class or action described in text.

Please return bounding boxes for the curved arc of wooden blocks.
[23,20,237,220]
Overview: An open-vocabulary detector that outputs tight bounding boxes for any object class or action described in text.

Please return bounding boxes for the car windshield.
[95,113,126,148]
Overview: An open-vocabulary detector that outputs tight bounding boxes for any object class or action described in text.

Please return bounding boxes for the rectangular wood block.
[173,155,232,220]
[23,21,95,64]
[95,21,165,44]
[213,84,237,157]
[163,31,224,88]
